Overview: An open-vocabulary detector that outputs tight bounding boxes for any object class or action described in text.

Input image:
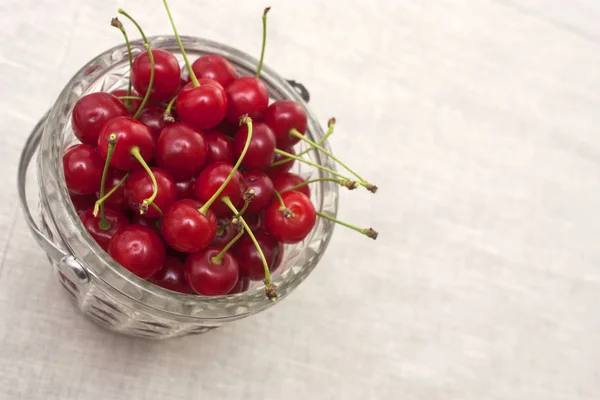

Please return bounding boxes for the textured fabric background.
[1,0,599,399]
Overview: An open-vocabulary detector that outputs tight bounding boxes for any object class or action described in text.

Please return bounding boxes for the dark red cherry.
[161,199,217,253]
[264,190,316,244]
[125,167,177,219]
[244,212,264,232]
[191,54,239,88]
[150,256,190,293]
[63,144,104,195]
[99,169,128,211]
[97,116,154,171]
[108,224,166,279]
[138,105,167,141]
[175,80,227,131]
[185,247,239,296]
[242,170,274,214]
[80,206,129,251]
[263,99,307,148]
[234,231,279,280]
[272,172,310,197]
[72,92,127,145]
[156,122,208,180]
[70,194,96,215]
[175,178,195,200]
[210,217,239,248]
[233,121,276,170]
[204,131,234,165]
[110,89,142,116]
[225,76,269,124]
[131,48,181,102]
[266,146,295,177]
[193,162,244,216]
[130,214,162,235]
[228,276,250,294]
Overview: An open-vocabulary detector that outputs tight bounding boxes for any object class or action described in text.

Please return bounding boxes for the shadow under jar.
[18,36,339,339]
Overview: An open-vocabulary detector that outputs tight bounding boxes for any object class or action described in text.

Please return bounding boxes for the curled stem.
[129,146,159,215]
[316,211,378,239]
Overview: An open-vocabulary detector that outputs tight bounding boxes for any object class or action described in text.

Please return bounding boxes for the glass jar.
[17,36,339,339]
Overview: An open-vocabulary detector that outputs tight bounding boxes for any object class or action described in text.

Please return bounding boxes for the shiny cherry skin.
[185,247,239,296]
[108,224,166,279]
[98,168,128,211]
[125,167,177,219]
[228,276,250,294]
[266,146,295,177]
[72,92,127,145]
[97,116,155,171]
[242,170,274,214]
[244,212,264,232]
[175,80,227,131]
[193,162,244,217]
[70,194,96,215]
[233,122,276,170]
[191,54,239,88]
[131,48,181,102]
[150,256,190,293]
[79,206,129,251]
[138,105,167,141]
[264,190,316,244]
[234,231,280,280]
[210,217,239,248]
[161,199,217,253]
[263,99,307,148]
[272,171,310,197]
[156,122,208,180]
[63,144,104,195]
[110,89,142,115]
[204,131,234,165]
[225,76,269,124]
[175,178,195,200]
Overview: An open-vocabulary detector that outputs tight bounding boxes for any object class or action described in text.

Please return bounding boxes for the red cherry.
[97,116,154,171]
[175,80,227,131]
[70,194,96,215]
[266,146,295,177]
[63,144,104,195]
[150,256,190,293]
[233,122,276,170]
[130,214,162,235]
[175,178,195,200]
[108,224,166,279]
[225,76,269,124]
[264,190,316,244]
[263,99,307,148]
[72,92,127,145]
[272,171,310,197]
[185,248,239,296]
[234,231,280,280]
[191,54,239,88]
[131,48,181,102]
[193,162,244,216]
[110,89,142,116]
[204,131,234,165]
[79,206,129,250]
[155,122,208,180]
[98,169,128,211]
[244,212,264,232]
[228,276,250,294]
[210,217,239,248]
[161,199,217,253]
[242,170,274,214]
[125,167,177,218]
[138,105,167,141]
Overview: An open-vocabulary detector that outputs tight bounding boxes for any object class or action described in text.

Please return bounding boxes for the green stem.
[271,117,335,167]
[211,228,245,265]
[316,211,378,239]
[285,177,358,193]
[111,18,133,108]
[273,148,350,181]
[93,172,129,218]
[222,196,277,301]
[161,0,199,87]
[118,9,155,119]
[163,95,177,122]
[199,117,253,215]
[117,96,170,108]
[130,146,159,215]
[96,134,118,229]
[256,7,270,77]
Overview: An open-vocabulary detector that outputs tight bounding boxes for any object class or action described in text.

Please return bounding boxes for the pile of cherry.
[62,2,377,301]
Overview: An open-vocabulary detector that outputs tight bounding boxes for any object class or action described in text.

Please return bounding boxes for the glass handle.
[286,80,310,103]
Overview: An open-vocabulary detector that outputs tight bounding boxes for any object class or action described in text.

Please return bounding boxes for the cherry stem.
[93,172,129,218]
[270,117,335,167]
[199,116,253,215]
[129,146,160,215]
[163,95,177,122]
[95,133,118,229]
[273,148,351,181]
[236,189,255,217]
[256,7,270,77]
[222,196,277,301]
[111,18,133,109]
[161,0,199,87]
[316,211,378,240]
[118,9,155,119]
[273,189,292,218]
[210,227,245,266]
[286,177,358,192]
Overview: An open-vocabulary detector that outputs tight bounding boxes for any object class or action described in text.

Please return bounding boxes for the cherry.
[244,212,264,232]
[210,217,239,248]
[130,214,162,235]
[131,48,180,102]
[266,145,295,177]
[70,194,96,215]
[272,172,310,197]
[175,178,195,200]
[71,92,127,145]
[161,199,217,253]
[138,105,167,140]
[225,76,269,124]
[193,162,244,216]
[204,130,234,165]
[228,276,250,294]
[99,169,128,210]
[108,224,166,279]
[242,170,274,214]
[235,231,280,280]
[233,122,276,170]
[191,54,239,88]
[175,80,227,131]
[150,256,190,293]
[185,247,239,296]
[264,190,316,244]
[155,122,208,180]
[97,116,154,171]
[263,100,307,148]
[80,206,129,251]
[110,89,141,116]
[125,167,177,218]
[63,144,104,195]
